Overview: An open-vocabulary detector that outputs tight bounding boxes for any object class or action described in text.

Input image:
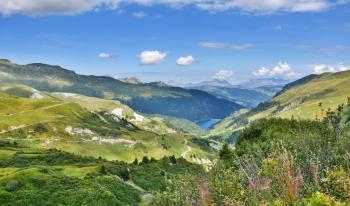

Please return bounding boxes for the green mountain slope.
[0,88,214,163]
[158,109,350,205]
[0,60,242,121]
[250,71,350,120]
[0,83,205,136]
[189,85,271,108]
[209,70,350,139]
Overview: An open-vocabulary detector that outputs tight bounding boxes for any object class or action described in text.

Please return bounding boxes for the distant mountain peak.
[238,77,291,89]
[146,81,168,87]
[118,76,143,84]
[0,59,12,64]
[212,79,231,84]
[170,79,234,88]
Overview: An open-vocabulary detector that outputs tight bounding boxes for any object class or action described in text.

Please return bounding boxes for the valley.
[0,83,215,164]
[1,59,350,205]
[0,60,242,122]
[1,2,349,204]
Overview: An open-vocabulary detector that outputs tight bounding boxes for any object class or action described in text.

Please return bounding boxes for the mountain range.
[173,78,290,108]
[0,59,242,122]
[1,59,350,205]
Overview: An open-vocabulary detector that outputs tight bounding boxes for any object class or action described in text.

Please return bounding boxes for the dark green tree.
[142,156,150,164]
[120,167,130,181]
[169,155,177,164]
[100,165,107,175]
[219,143,233,162]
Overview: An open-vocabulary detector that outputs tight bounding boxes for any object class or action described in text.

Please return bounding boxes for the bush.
[303,192,345,206]
[100,165,108,175]
[321,168,350,201]
[5,180,22,192]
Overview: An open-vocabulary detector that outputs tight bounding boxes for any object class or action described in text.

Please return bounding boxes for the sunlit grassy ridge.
[0,87,214,163]
[250,71,350,120]
[209,71,350,139]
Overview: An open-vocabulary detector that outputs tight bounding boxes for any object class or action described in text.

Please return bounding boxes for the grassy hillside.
[153,103,350,205]
[50,92,203,135]
[0,141,204,205]
[0,60,242,121]
[210,71,350,139]
[0,83,205,136]
[189,85,271,108]
[250,71,350,120]
[207,109,250,142]
[0,89,214,163]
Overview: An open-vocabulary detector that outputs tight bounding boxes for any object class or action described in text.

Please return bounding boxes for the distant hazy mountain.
[175,79,279,108]
[0,60,242,121]
[238,78,290,89]
[188,85,270,108]
[146,81,169,87]
[169,79,234,88]
[118,76,143,84]
[252,85,286,96]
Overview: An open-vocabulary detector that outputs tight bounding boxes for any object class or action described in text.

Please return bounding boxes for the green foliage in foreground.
[0,142,204,206]
[153,102,350,205]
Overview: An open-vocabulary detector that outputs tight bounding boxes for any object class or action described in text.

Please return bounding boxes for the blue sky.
[0,0,349,84]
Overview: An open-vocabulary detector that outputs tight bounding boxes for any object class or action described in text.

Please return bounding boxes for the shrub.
[5,180,22,192]
[100,165,108,175]
[303,192,345,206]
[120,167,130,181]
[321,168,350,201]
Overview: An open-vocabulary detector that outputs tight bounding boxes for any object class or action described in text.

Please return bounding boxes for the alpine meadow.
[0,0,350,205]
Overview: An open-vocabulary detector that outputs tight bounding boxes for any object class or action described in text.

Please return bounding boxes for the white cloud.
[176,56,194,66]
[1,0,343,16]
[0,0,119,16]
[198,41,252,50]
[253,67,271,76]
[213,70,233,80]
[312,63,350,74]
[138,50,167,65]
[253,62,296,77]
[132,11,145,18]
[312,64,336,74]
[338,63,350,71]
[195,0,332,13]
[98,52,115,59]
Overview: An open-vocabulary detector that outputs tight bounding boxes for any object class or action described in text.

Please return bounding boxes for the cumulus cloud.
[176,56,194,66]
[338,63,350,71]
[198,41,252,50]
[312,63,350,74]
[98,52,116,59]
[312,64,336,74]
[0,0,344,16]
[213,70,234,80]
[0,0,119,16]
[138,50,167,65]
[253,62,296,77]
